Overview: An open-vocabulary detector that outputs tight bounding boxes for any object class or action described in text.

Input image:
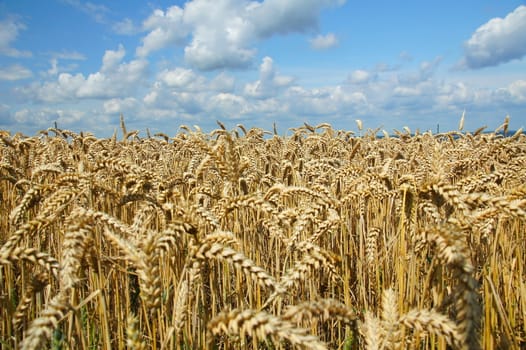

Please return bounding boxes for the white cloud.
[210,72,236,93]
[52,50,86,60]
[78,58,148,98]
[13,108,81,126]
[184,35,256,70]
[47,59,59,76]
[435,82,473,106]
[348,69,372,84]
[398,56,442,84]
[249,0,345,38]
[0,64,32,81]
[0,104,14,126]
[0,17,32,58]
[42,51,86,77]
[137,0,346,70]
[144,67,239,117]
[285,85,368,116]
[489,79,526,105]
[44,59,83,77]
[102,44,126,72]
[181,0,256,70]
[10,107,97,134]
[133,57,526,133]
[143,90,158,105]
[24,45,148,102]
[210,93,248,116]
[155,67,235,96]
[460,5,526,69]
[13,108,32,123]
[310,33,338,50]
[159,67,205,90]
[61,0,109,23]
[103,97,137,114]
[136,6,188,57]
[113,18,140,35]
[393,86,420,97]
[244,56,294,98]
[507,79,526,102]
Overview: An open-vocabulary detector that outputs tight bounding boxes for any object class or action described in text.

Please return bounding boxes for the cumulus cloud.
[13,108,83,127]
[181,0,258,70]
[143,67,238,116]
[210,93,248,116]
[210,72,236,93]
[348,69,373,84]
[490,79,526,105]
[142,58,514,131]
[460,5,526,69]
[102,44,126,72]
[244,56,294,98]
[250,0,345,37]
[0,17,31,58]
[0,64,32,81]
[285,85,368,116]
[24,45,148,102]
[507,79,526,102]
[137,0,346,70]
[156,67,235,94]
[159,67,206,90]
[136,6,188,57]
[45,59,80,77]
[435,82,473,107]
[103,97,138,114]
[42,51,86,77]
[310,33,338,50]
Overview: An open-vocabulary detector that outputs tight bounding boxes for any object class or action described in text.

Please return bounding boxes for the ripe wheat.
[0,118,524,349]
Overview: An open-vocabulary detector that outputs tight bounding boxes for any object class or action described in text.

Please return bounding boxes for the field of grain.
[1,118,525,349]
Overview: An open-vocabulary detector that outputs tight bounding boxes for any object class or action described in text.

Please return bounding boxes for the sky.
[0,0,525,137]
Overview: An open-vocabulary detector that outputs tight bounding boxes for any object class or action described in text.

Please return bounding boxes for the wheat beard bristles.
[194,242,280,293]
[207,308,328,350]
[282,298,357,326]
[400,309,463,348]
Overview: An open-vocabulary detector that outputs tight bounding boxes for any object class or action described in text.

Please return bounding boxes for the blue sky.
[1,0,525,137]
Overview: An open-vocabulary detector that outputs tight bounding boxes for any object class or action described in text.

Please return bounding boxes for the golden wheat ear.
[126,314,146,350]
[207,308,328,350]
[194,242,280,293]
[282,298,357,325]
[400,309,462,349]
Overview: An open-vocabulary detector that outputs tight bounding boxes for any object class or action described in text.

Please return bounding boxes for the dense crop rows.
[1,118,525,349]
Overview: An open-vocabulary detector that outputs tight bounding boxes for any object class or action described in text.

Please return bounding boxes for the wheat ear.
[126,314,146,350]
[194,242,280,293]
[207,308,328,350]
[282,298,357,325]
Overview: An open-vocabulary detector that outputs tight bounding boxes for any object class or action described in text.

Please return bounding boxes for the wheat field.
[1,117,525,349]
